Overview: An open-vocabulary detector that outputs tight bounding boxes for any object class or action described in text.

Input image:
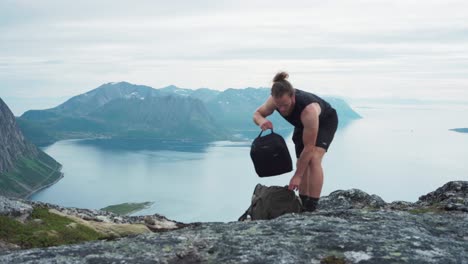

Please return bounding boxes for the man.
[253,72,338,212]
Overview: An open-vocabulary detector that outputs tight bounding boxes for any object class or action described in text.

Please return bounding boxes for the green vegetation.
[101,202,154,215]
[320,255,346,264]
[15,118,57,147]
[0,150,62,198]
[0,207,104,249]
[408,207,443,214]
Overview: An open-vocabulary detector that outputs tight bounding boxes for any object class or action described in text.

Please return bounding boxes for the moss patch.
[0,207,104,249]
[321,255,347,264]
[49,209,150,238]
[408,207,443,214]
[101,202,153,215]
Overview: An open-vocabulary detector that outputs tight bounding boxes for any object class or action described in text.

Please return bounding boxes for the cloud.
[1,0,468,102]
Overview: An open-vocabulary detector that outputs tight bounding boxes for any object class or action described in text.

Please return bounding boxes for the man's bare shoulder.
[300,103,320,127]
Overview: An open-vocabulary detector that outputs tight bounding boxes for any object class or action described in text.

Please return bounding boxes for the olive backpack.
[238,184,303,221]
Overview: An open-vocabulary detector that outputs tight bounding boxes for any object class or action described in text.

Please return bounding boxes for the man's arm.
[289,103,320,190]
[253,96,276,130]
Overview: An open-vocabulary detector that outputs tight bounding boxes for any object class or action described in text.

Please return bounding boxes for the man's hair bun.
[273,72,289,82]
[271,71,294,97]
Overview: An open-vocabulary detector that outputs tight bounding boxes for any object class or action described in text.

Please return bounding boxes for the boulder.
[319,188,386,210]
[0,196,33,221]
[417,181,468,212]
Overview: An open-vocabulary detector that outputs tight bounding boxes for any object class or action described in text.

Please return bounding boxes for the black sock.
[300,194,319,212]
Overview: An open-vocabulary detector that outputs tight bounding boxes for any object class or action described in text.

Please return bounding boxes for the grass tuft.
[0,207,104,249]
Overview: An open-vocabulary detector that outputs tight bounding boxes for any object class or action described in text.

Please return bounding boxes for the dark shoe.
[300,194,319,212]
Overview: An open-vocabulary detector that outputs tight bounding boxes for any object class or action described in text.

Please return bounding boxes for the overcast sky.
[1,0,468,114]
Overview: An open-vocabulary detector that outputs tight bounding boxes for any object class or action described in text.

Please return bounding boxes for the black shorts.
[292,109,338,158]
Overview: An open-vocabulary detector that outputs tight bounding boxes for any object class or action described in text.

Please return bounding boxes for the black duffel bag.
[250,129,293,177]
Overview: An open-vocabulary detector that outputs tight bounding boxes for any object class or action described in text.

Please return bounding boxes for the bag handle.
[257,128,274,138]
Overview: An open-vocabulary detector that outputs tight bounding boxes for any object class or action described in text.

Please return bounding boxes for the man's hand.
[288,174,302,191]
[260,120,273,131]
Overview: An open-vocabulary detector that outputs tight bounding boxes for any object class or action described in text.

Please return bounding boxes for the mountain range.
[17,82,361,146]
[450,128,468,133]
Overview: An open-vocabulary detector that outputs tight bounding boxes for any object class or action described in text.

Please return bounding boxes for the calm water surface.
[31,103,468,222]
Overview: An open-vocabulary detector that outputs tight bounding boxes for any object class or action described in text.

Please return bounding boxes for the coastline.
[25,165,64,200]
[125,202,155,216]
[101,202,155,216]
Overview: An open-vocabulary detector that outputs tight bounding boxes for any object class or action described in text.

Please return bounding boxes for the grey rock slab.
[1,210,466,264]
[0,196,33,220]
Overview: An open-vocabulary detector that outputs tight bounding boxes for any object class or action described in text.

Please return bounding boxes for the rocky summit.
[0,181,467,264]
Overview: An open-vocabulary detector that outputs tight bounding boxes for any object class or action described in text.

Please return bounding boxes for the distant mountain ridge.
[18,82,361,146]
[20,82,227,144]
[87,95,221,139]
[59,82,161,116]
[22,82,160,118]
[450,128,468,133]
[0,98,62,198]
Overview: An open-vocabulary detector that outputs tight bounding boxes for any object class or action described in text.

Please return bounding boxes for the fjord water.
[30,103,468,222]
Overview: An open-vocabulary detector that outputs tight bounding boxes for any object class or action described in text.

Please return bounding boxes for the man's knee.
[310,149,325,165]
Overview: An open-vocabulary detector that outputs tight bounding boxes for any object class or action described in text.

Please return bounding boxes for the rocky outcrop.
[0,196,33,221]
[0,196,190,252]
[416,181,468,212]
[2,197,189,231]
[0,181,467,263]
[26,199,190,232]
[318,188,386,210]
[318,181,468,213]
[0,98,37,173]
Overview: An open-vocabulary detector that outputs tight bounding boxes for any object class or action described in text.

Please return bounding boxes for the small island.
[449,128,468,133]
[101,202,154,215]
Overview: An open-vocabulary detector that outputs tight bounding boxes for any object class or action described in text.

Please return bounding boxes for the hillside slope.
[0,98,62,198]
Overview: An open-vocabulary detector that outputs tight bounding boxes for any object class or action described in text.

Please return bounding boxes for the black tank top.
[278,89,334,129]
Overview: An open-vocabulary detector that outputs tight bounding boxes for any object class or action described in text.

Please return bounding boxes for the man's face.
[273,94,294,116]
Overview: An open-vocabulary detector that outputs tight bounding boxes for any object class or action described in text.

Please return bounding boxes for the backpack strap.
[238,209,250,221]
[238,195,262,221]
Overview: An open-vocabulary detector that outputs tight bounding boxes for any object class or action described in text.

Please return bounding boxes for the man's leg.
[298,165,311,196]
[298,147,326,211]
